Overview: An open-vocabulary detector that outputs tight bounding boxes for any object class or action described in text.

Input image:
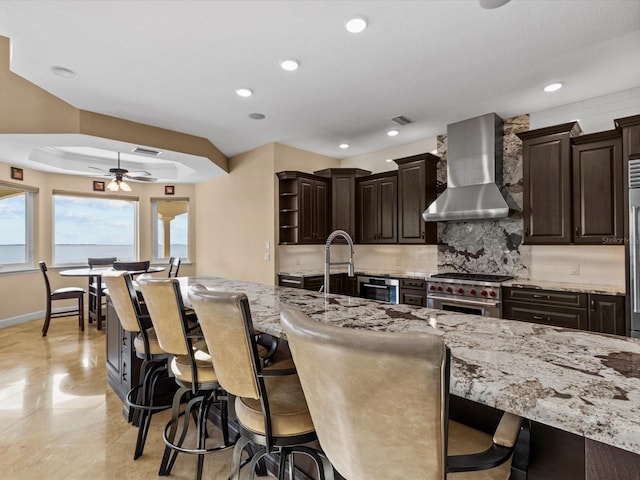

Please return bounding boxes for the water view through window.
[54,195,137,264]
[0,191,28,264]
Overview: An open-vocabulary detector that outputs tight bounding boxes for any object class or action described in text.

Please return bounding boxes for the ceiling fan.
[89,152,157,191]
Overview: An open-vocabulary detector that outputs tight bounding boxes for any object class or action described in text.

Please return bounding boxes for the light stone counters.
[179,276,640,455]
[504,279,625,296]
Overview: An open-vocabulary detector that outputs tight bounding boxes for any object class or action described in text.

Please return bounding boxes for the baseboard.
[0,310,45,329]
[0,307,82,329]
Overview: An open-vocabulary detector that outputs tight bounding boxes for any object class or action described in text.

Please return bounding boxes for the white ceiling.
[0,0,639,181]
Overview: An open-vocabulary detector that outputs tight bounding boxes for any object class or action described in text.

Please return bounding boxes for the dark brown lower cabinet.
[589,294,625,336]
[399,278,427,306]
[105,298,141,421]
[502,287,626,335]
[277,273,356,296]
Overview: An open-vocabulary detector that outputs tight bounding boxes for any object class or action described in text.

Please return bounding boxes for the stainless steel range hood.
[422,112,510,222]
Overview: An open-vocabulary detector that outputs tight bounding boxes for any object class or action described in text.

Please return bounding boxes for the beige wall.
[194,142,339,286]
[340,137,438,174]
[0,161,195,324]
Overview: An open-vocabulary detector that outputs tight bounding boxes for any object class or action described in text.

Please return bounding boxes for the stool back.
[38,261,52,297]
[167,257,181,277]
[281,308,449,480]
[188,285,261,400]
[88,257,117,268]
[114,260,150,272]
[102,270,142,333]
[137,277,189,356]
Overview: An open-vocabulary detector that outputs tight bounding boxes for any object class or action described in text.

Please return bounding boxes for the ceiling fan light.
[119,180,131,192]
[107,179,120,191]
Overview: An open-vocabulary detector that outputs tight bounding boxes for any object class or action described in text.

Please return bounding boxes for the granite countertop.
[182,275,640,455]
[504,279,625,296]
[279,271,625,294]
[278,270,429,280]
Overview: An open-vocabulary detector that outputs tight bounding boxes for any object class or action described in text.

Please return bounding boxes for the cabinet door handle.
[421,231,425,239]
[575,226,580,236]
[524,228,529,237]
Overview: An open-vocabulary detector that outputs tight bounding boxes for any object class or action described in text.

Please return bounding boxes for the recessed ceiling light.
[430,149,438,155]
[339,143,350,149]
[51,66,77,78]
[385,159,393,163]
[280,59,299,71]
[248,113,266,120]
[479,0,511,9]
[236,88,253,97]
[387,129,399,137]
[345,17,367,33]
[543,82,563,93]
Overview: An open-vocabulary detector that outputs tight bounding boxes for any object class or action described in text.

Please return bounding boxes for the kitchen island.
[132,275,640,478]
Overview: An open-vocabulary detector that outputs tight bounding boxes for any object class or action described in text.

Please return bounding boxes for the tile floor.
[0,317,510,480]
[0,318,255,480]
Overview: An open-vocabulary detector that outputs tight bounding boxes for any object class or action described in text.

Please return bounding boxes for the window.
[53,193,138,265]
[0,183,35,270]
[151,199,189,262]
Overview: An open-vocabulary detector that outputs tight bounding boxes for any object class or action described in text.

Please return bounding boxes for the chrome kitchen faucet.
[323,230,355,294]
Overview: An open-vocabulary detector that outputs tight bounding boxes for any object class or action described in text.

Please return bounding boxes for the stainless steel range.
[427,273,513,318]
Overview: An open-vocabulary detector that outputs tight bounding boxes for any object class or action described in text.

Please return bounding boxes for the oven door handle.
[362,284,389,289]
[427,295,501,307]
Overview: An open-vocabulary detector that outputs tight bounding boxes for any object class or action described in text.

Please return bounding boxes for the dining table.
[59,266,165,330]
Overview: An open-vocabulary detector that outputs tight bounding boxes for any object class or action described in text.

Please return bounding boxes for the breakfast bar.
[169,275,640,477]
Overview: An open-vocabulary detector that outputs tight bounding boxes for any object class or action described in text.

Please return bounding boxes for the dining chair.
[87,257,117,326]
[167,257,181,278]
[39,261,85,336]
[280,308,529,480]
[102,270,171,460]
[113,260,150,273]
[188,285,333,480]
[137,277,232,480]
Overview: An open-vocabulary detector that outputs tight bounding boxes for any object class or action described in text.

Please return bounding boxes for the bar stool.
[280,308,529,480]
[39,261,85,336]
[188,285,333,480]
[101,270,171,459]
[137,277,232,480]
[167,257,181,277]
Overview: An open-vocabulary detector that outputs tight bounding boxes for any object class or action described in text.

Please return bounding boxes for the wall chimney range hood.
[422,112,510,222]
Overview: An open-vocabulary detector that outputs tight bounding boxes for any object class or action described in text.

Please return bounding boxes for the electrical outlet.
[264,253,270,261]
[570,264,580,275]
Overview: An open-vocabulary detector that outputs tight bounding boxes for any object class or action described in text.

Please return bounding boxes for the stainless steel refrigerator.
[628,159,640,338]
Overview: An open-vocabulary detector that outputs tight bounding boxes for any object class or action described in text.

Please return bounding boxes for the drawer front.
[278,275,303,289]
[503,287,587,308]
[302,276,324,292]
[401,278,426,290]
[400,291,426,307]
[503,301,588,330]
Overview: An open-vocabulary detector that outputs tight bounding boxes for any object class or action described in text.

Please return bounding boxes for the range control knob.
[437,286,443,291]
[429,285,436,291]
[457,288,464,294]
[489,291,497,297]
[469,289,476,295]
[480,290,488,296]
[446,287,453,293]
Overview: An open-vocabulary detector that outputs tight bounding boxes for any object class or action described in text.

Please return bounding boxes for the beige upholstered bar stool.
[281,308,529,480]
[188,285,333,480]
[137,277,231,480]
[101,270,170,459]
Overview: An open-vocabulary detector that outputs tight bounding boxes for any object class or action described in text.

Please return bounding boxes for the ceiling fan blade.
[125,170,152,176]
[125,175,157,182]
[88,165,109,172]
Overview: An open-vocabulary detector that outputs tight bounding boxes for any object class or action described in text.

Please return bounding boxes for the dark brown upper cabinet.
[314,168,371,241]
[518,122,582,244]
[357,172,397,244]
[276,171,330,245]
[572,130,623,244]
[394,153,438,244]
